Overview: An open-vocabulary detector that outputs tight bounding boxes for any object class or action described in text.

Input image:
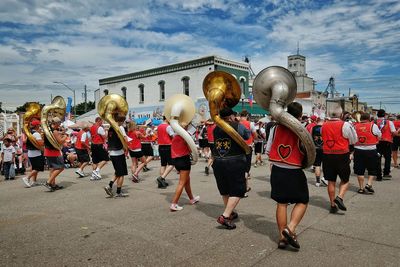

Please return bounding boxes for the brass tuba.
[98,94,129,150]
[253,66,315,168]
[352,111,361,123]
[40,96,66,150]
[23,102,43,150]
[203,71,251,154]
[164,94,198,164]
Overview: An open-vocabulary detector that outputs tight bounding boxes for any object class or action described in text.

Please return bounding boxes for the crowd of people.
[1,106,400,251]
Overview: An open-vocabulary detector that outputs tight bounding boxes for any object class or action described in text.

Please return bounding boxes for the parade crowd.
[1,106,400,251]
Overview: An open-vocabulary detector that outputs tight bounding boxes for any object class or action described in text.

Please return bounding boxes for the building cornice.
[99,55,249,85]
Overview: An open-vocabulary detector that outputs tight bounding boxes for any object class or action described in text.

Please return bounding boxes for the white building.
[96,55,256,123]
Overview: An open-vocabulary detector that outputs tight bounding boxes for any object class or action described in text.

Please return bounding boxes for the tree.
[14,102,44,113]
[73,101,95,116]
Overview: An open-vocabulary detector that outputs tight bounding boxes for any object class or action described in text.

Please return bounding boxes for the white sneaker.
[170,203,183,211]
[30,181,39,187]
[190,196,200,205]
[320,177,328,186]
[315,182,320,187]
[90,173,97,181]
[92,170,102,179]
[75,169,85,177]
[22,177,31,188]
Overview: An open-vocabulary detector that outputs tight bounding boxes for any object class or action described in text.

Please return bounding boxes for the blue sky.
[0,0,399,112]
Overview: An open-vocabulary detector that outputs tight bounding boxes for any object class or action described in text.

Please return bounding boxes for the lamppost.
[53,81,76,121]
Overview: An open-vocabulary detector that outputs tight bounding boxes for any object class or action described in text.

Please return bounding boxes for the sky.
[0,0,399,113]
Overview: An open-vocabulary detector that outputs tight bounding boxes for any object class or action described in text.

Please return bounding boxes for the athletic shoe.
[217,215,236,230]
[92,170,102,179]
[205,166,209,175]
[162,178,169,186]
[156,176,167,189]
[143,166,150,172]
[114,193,128,198]
[170,203,183,211]
[75,169,85,178]
[104,186,113,197]
[253,163,258,168]
[30,181,39,187]
[382,174,392,180]
[329,205,338,214]
[53,184,64,190]
[131,174,139,183]
[190,196,200,204]
[43,182,55,192]
[278,238,289,249]
[315,182,320,187]
[334,196,347,211]
[22,177,31,188]
[320,177,328,186]
[229,211,239,220]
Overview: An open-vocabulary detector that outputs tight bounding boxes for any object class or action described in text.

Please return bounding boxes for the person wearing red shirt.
[204,120,216,175]
[391,114,400,168]
[42,117,67,192]
[322,106,358,213]
[353,112,381,194]
[266,102,309,250]
[127,121,146,183]
[155,117,174,188]
[90,117,109,180]
[305,115,318,133]
[169,126,199,212]
[74,123,91,178]
[376,109,396,180]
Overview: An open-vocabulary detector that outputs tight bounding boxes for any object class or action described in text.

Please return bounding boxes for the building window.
[138,84,144,103]
[121,87,127,99]
[240,78,246,96]
[103,89,109,95]
[181,76,190,96]
[159,80,165,101]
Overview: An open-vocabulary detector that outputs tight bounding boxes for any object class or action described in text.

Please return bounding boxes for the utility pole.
[84,84,87,113]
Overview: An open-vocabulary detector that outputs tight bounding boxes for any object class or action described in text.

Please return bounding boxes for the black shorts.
[313,149,323,167]
[158,145,172,166]
[392,137,400,151]
[353,149,379,176]
[172,155,191,171]
[76,149,90,163]
[46,156,64,170]
[254,142,263,154]
[208,142,214,151]
[213,155,247,198]
[129,150,143,159]
[29,155,45,172]
[270,165,309,204]
[91,144,109,164]
[199,139,209,148]
[245,147,253,172]
[322,153,351,183]
[110,154,128,177]
[141,143,154,157]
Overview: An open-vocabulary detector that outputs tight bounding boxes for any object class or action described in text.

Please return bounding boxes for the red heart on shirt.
[358,136,366,143]
[278,144,291,159]
[326,140,335,148]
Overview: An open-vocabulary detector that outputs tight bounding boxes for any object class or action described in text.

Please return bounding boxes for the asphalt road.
[0,156,399,266]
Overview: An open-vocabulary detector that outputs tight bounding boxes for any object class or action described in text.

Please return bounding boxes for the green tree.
[73,101,95,116]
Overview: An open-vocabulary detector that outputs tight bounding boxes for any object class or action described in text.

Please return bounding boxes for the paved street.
[0,156,399,267]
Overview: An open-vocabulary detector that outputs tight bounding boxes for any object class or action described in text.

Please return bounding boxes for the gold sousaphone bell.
[164,94,198,164]
[41,96,66,150]
[23,102,43,150]
[98,94,129,150]
[203,71,251,154]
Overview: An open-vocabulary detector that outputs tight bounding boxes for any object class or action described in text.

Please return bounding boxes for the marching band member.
[90,117,109,180]
[74,123,91,178]
[353,112,381,194]
[213,107,249,229]
[376,109,396,180]
[104,115,129,198]
[22,119,44,187]
[322,106,357,213]
[169,124,199,211]
[155,116,174,188]
[127,121,146,183]
[266,102,308,250]
[43,117,67,191]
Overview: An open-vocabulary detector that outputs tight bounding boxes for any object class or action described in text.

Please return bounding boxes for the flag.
[249,93,253,108]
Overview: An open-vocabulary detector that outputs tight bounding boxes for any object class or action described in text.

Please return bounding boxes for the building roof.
[99,55,249,85]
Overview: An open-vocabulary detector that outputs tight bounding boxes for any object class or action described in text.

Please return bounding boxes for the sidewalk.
[0,157,399,266]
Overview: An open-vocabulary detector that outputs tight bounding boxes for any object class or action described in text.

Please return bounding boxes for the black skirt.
[270,165,309,204]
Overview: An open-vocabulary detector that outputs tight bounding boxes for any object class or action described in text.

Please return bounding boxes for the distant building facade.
[97,55,267,123]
